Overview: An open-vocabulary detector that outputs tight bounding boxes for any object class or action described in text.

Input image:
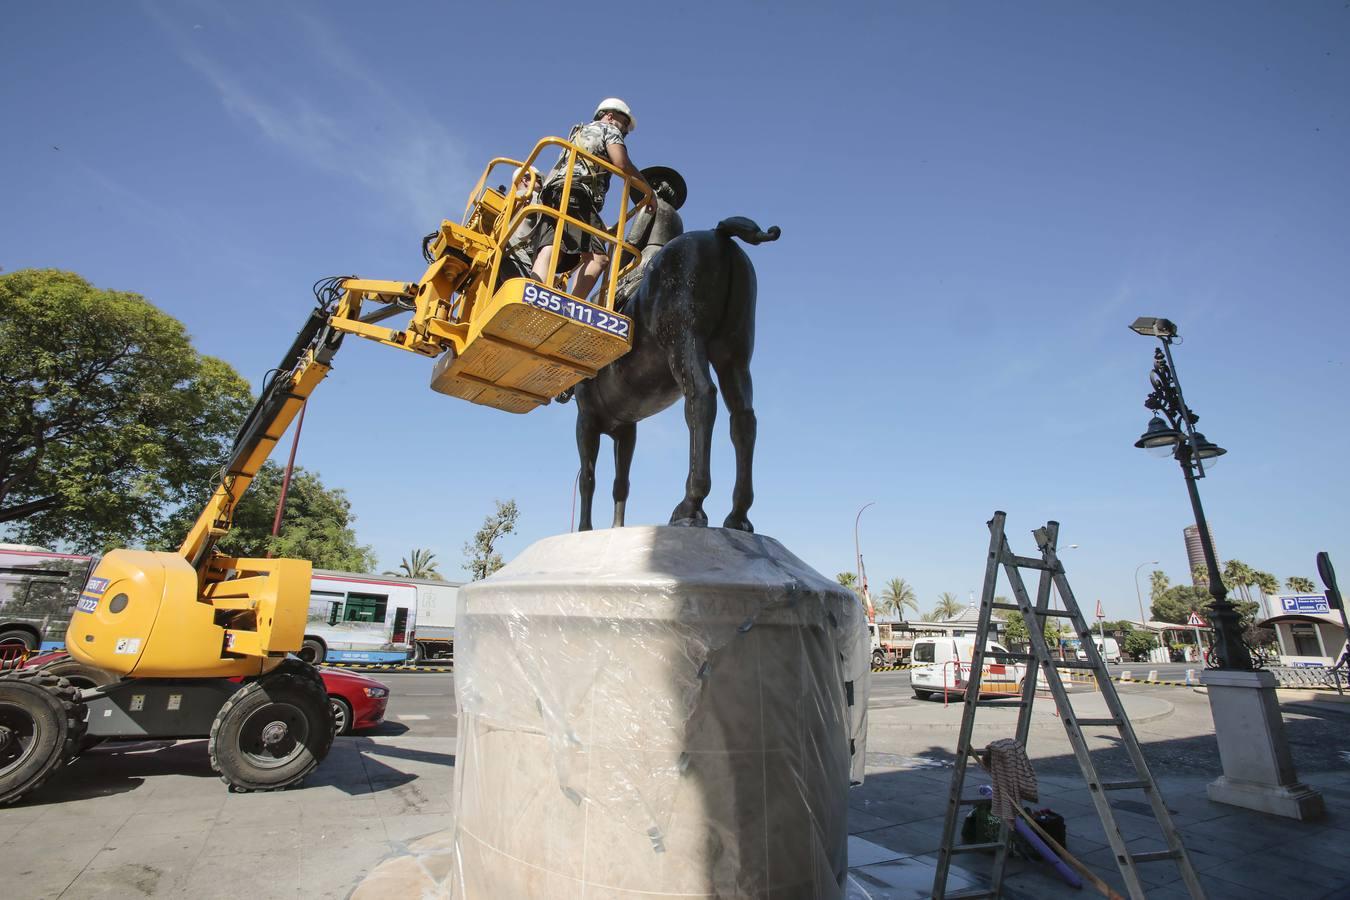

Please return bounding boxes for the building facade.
[1183,524,1218,583]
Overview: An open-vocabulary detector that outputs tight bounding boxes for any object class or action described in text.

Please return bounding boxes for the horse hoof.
[668,515,708,528]
[722,515,754,533]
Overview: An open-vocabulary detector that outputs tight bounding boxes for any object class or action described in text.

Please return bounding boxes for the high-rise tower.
[1183,524,1218,583]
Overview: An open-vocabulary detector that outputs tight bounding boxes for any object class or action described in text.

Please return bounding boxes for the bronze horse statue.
[566,168,779,533]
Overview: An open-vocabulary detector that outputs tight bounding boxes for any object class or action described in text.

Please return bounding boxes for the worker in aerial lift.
[499,165,545,286]
[531,97,657,300]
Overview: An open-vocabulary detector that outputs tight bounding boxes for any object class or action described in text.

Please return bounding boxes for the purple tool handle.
[977,784,1082,888]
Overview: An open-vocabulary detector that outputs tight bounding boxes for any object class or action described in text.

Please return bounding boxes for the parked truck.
[867,622,917,668]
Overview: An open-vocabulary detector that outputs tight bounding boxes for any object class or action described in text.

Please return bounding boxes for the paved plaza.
[1,672,1347,898]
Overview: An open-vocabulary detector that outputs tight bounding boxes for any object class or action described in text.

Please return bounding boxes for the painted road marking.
[397,714,430,721]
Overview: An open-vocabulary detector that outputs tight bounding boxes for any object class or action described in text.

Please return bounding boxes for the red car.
[16,651,389,735]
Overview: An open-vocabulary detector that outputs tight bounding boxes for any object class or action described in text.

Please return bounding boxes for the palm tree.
[387,548,443,580]
[930,591,964,621]
[880,578,918,621]
[836,572,858,591]
[1252,571,1279,597]
[1149,570,1170,603]
[1222,559,1255,601]
[1287,576,1317,593]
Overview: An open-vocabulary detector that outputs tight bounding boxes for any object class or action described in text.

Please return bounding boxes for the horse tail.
[715,217,781,245]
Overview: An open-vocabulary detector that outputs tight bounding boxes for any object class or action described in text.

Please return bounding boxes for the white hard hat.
[510,165,541,198]
[594,97,635,132]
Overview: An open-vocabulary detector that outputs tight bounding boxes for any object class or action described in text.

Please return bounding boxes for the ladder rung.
[1100,780,1151,791]
[1130,849,1181,864]
[975,700,1026,708]
[1075,718,1123,726]
[1036,609,1076,617]
[993,652,1034,661]
[1051,660,1098,669]
[1011,554,1056,571]
[944,889,996,899]
[991,601,1021,611]
[950,842,1004,853]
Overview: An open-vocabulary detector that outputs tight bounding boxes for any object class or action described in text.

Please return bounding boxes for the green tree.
[930,591,964,621]
[1220,560,1274,626]
[0,269,253,550]
[1286,576,1317,593]
[465,499,519,580]
[158,462,376,571]
[1151,584,1209,624]
[1191,564,1209,587]
[836,572,858,591]
[880,578,918,620]
[387,548,443,580]
[998,609,1061,646]
[1122,630,1157,661]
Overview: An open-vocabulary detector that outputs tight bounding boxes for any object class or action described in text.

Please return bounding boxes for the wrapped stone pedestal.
[450,526,868,899]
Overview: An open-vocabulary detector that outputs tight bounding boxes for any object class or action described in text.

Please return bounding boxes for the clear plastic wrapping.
[450,525,869,898]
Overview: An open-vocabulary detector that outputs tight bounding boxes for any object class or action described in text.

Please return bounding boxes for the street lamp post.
[1130,317,1250,671]
[1129,317,1322,819]
[1134,560,1159,629]
[854,501,875,619]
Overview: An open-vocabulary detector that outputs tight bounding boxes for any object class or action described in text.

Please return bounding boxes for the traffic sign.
[1278,595,1331,615]
[1185,611,1208,627]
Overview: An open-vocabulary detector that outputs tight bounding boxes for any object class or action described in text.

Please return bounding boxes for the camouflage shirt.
[543,120,625,206]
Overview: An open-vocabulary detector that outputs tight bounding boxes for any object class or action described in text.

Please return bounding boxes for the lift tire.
[208,663,334,792]
[0,669,87,805]
[298,638,326,665]
[39,656,115,691]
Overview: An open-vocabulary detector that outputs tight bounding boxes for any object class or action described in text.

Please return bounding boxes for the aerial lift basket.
[332,138,649,414]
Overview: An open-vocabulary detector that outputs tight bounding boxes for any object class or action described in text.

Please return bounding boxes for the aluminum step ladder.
[931,511,1205,900]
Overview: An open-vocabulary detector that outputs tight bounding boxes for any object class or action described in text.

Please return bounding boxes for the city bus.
[301,570,460,665]
[0,546,97,661]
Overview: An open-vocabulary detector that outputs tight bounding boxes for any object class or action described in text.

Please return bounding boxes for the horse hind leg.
[611,422,636,527]
[713,359,756,533]
[668,336,716,528]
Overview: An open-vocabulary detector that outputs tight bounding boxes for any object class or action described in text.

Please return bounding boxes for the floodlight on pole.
[854,501,875,619]
[1135,560,1160,629]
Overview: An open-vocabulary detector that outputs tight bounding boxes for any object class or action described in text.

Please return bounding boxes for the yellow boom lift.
[0,139,649,803]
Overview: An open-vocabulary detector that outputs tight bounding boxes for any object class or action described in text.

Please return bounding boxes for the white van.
[1078,636,1122,665]
[910,637,1026,700]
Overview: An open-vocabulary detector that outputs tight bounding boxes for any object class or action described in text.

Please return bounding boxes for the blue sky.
[3,2,1347,619]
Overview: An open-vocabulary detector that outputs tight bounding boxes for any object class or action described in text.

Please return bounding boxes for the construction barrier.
[324,662,454,673]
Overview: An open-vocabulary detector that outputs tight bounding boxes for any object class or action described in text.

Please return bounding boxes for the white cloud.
[147,4,469,226]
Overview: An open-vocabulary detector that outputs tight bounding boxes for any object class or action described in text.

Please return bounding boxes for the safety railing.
[460,137,652,313]
[940,660,1025,708]
[0,644,32,668]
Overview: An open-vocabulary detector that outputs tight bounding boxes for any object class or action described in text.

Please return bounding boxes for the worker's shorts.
[536,182,607,262]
